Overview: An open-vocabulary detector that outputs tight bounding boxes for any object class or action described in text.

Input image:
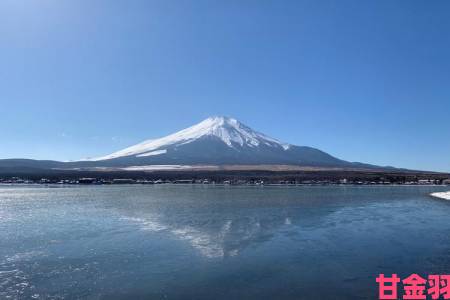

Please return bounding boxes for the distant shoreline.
[1,168,448,186]
[0,182,449,188]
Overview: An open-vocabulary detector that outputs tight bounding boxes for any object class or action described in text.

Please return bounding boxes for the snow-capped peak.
[88,116,290,161]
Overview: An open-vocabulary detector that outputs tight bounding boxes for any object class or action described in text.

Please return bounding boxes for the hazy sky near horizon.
[1,0,449,172]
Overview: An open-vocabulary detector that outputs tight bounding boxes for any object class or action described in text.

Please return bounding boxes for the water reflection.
[121,213,294,258]
[110,184,450,260]
[1,185,450,299]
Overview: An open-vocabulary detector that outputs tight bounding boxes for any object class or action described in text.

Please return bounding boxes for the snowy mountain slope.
[77,116,354,168]
[89,116,290,161]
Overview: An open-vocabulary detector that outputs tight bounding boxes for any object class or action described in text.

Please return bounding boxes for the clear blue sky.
[1,0,449,172]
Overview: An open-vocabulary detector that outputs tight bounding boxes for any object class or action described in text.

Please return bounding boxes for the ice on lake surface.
[1,185,450,299]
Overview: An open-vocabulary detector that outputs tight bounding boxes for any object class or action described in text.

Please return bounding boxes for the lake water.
[1,185,449,299]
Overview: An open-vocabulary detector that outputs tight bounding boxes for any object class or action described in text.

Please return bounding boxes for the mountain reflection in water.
[1,185,450,299]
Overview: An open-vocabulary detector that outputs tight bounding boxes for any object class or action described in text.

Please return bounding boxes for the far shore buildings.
[1,175,450,185]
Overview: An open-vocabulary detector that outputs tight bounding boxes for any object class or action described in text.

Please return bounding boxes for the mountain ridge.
[0,116,413,172]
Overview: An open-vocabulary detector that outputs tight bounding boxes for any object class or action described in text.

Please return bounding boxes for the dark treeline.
[0,168,448,184]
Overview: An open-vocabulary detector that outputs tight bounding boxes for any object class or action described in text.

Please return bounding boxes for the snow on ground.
[121,165,214,171]
[136,149,167,157]
[430,191,450,200]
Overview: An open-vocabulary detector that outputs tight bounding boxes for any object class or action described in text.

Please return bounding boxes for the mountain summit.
[83,116,355,168]
[91,116,290,161]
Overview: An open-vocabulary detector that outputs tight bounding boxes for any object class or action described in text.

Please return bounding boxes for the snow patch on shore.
[430,191,450,200]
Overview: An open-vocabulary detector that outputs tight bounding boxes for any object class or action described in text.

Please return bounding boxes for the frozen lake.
[1,185,449,299]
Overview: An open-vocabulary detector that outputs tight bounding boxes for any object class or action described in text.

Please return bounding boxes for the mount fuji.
[0,116,391,171]
[80,116,363,168]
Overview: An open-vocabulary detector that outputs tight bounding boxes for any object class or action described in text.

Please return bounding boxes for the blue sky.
[0,0,449,172]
